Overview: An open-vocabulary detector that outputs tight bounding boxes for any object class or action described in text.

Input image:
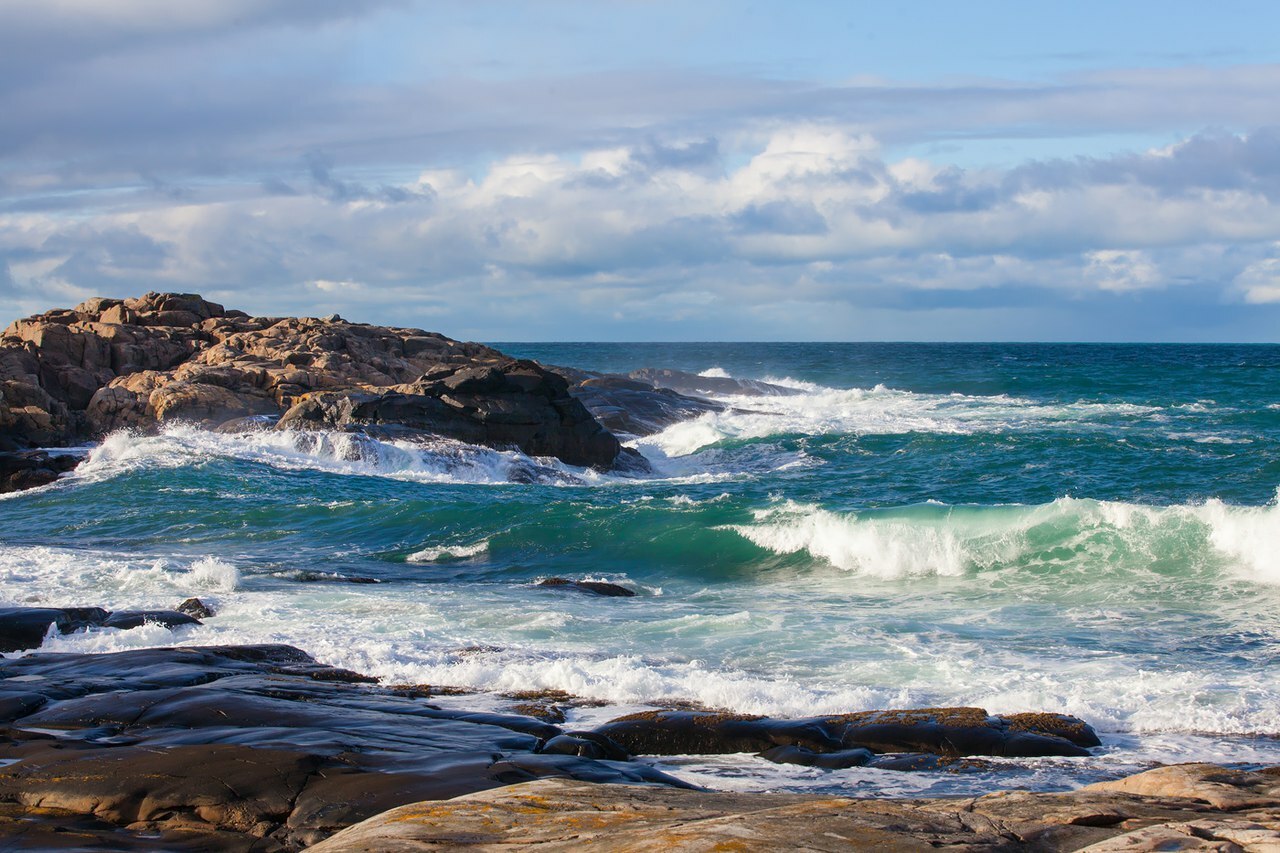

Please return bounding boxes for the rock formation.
[0,293,624,469]
[308,768,1280,852]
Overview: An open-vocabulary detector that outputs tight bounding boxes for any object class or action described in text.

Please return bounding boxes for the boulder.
[177,597,216,619]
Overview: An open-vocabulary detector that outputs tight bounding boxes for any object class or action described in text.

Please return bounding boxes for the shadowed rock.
[0,449,81,493]
[177,597,216,619]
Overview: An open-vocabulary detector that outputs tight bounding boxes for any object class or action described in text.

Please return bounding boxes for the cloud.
[3,124,1279,340]
[1234,254,1280,304]
[1,4,1278,339]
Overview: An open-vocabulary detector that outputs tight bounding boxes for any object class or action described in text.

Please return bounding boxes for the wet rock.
[0,449,81,493]
[0,644,689,850]
[538,732,630,762]
[178,597,216,619]
[555,370,727,437]
[0,606,109,653]
[0,605,197,652]
[759,744,875,769]
[593,707,1097,759]
[102,609,202,631]
[535,577,637,597]
[627,367,799,399]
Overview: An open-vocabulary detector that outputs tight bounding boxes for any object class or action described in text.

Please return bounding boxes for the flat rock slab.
[309,768,1280,852]
[0,644,684,850]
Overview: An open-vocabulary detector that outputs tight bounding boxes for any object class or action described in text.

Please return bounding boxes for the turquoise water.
[3,343,1280,795]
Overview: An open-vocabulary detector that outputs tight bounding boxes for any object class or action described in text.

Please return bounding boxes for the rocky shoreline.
[0,619,1277,850]
[4,296,1279,850]
[0,291,804,493]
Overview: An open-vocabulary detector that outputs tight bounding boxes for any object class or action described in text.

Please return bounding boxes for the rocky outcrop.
[0,293,627,470]
[552,370,728,437]
[308,766,1280,852]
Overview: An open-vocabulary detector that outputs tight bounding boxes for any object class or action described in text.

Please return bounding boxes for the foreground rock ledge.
[311,767,1280,852]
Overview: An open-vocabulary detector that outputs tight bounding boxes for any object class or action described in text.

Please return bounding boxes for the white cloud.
[1234,255,1280,304]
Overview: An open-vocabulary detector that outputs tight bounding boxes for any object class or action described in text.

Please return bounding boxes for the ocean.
[3,342,1279,798]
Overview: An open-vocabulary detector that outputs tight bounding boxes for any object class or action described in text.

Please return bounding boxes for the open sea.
[3,342,1279,797]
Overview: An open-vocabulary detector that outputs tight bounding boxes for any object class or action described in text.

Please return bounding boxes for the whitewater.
[2,342,1279,796]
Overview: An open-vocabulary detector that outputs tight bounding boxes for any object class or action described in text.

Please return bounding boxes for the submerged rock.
[535,577,637,597]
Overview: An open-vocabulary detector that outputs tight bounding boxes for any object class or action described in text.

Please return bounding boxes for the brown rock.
[2,292,631,469]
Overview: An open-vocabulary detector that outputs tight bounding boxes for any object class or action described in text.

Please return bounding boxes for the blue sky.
[2,0,1279,340]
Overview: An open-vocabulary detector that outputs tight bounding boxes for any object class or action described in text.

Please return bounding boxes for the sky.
[2,1,1280,341]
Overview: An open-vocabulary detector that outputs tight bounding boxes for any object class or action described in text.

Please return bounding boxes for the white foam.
[697,367,731,378]
[407,540,491,563]
[187,557,240,592]
[634,382,1164,457]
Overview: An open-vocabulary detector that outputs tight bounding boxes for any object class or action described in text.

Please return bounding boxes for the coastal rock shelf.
[0,643,686,850]
[0,636,1119,850]
[309,770,1280,852]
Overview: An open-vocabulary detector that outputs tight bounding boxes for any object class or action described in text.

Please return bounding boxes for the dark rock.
[102,609,202,631]
[538,732,630,762]
[553,370,727,437]
[593,707,1096,759]
[535,577,637,597]
[177,597,216,619]
[0,449,81,494]
[0,606,109,653]
[0,644,689,849]
[759,744,875,769]
[627,367,799,398]
[277,359,623,469]
[0,606,203,652]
